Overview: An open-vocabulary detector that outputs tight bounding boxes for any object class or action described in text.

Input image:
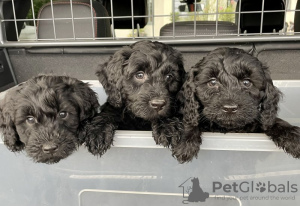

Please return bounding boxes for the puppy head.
[96,40,185,121]
[183,47,281,130]
[0,75,99,164]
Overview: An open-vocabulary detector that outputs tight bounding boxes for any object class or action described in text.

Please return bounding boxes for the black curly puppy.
[174,47,300,163]
[85,40,185,156]
[0,75,99,164]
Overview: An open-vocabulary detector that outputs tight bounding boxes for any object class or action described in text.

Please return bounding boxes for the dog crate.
[0,80,300,206]
[0,0,300,46]
[1,0,300,206]
[1,0,300,83]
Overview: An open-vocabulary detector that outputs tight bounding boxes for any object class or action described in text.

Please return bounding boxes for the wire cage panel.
[0,0,300,46]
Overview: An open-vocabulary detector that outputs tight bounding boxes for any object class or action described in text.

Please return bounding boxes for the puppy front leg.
[81,103,121,156]
[2,128,25,152]
[265,118,300,158]
[171,125,202,163]
[151,117,183,148]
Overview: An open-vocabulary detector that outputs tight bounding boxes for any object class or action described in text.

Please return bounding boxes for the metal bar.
[15,37,115,41]
[1,17,134,22]
[89,0,95,39]
[110,0,115,39]
[237,0,242,35]
[30,0,38,40]
[3,48,18,84]
[11,0,19,41]
[172,0,175,38]
[3,17,113,22]
[9,29,294,41]
[152,0,154,38]
[260,0,265,34]
[215,0,219,36]
[50,0,57,39]
[193,0,196,37]
[69,0,76,40]
[0,1,5,43]
[3,35,300,47]
[5,30,299,41]
[131,0,135,39]
[283,0,289,34]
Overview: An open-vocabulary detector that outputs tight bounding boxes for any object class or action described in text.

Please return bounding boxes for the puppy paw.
[81,119,117,156]
[4,139,25,152]
[152,117,183,148]
[1,129,25,152]
[265,119,300,158]
[171,125,202,163]
[172,141,200,163]
[274,126,300,158]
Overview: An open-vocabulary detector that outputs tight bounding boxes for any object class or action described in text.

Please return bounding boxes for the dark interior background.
[5,42,300,84]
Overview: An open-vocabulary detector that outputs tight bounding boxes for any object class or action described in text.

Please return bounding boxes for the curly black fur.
[0,75,99,164]
[84,40,185,156]
[174,47,300,163]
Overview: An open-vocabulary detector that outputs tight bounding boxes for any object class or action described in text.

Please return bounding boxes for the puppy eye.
[26,116,36,125]
[135,71,145,80]
[208,78,218,87]
[242,79,252,87]
[59,111,68,119]
[166,74,173,81]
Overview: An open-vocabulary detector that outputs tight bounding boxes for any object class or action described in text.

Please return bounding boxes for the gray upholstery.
[160,21,238,37]
[37,0,112,39]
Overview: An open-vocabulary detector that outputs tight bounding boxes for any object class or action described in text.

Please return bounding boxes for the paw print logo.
[256,182,266,192]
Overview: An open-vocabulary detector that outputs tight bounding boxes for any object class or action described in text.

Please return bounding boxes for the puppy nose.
[149,99,166,111]
[223,105,238,113]
[42,144,58,154]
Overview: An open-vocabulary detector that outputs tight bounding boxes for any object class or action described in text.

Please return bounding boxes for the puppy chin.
[25,137,78,164]
[26,148,77,164]
[203,105,259,130]
[134,107,170,121]
[212,114,256,130]
[34,154,66,164]
[215,119,247,129]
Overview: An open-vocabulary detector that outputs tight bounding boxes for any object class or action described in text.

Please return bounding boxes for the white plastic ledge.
[0,131,280,152]
[113,131,281,152]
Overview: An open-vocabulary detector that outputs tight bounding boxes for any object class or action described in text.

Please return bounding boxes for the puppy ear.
[96,47,134,108]
[181,67,200,126]
[71,80,100,121]
[0,90,25,152]
[260,66,282,130]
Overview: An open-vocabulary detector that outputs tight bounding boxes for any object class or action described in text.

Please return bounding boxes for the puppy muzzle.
[42,143,58,154]
[149,99,166,111]
[222,104,238,114]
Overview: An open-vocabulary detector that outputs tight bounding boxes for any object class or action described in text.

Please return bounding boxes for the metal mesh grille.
[0,0,299,46]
